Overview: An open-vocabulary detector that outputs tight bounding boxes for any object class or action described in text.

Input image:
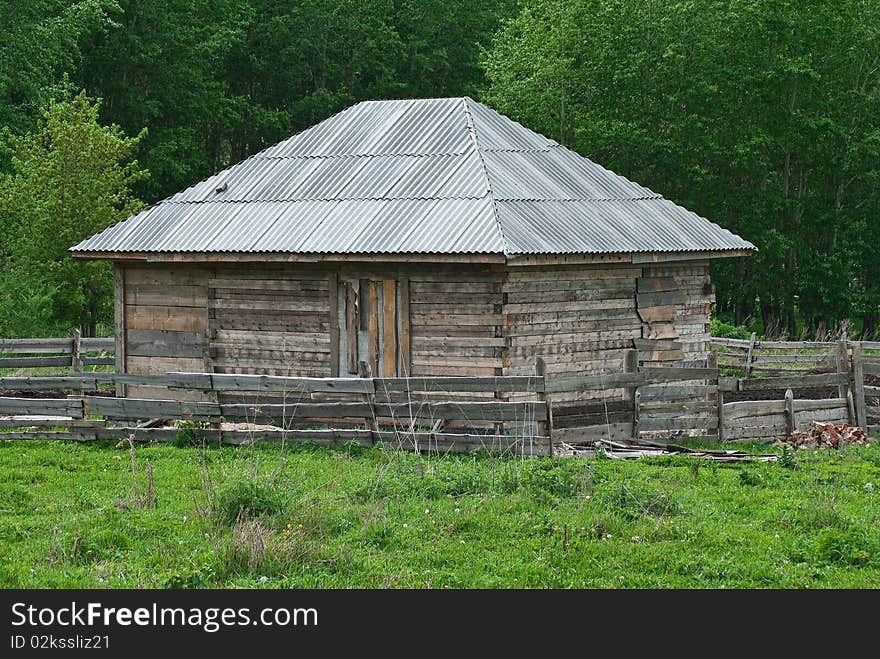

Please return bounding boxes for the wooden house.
[71,97,754,398]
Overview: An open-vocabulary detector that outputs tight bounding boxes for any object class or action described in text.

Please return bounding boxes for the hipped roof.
[71,97,755,258]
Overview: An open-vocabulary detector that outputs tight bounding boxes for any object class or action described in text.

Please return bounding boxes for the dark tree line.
[0,0,877,338]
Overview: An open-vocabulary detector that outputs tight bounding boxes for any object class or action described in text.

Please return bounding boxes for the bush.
[710,317,754,340]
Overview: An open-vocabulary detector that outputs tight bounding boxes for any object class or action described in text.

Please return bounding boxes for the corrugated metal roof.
[71,97,755,257]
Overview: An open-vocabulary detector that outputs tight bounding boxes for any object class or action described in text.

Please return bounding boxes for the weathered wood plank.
[126,284,207,307]
[750,354,835,364]
[633,338,682,352]
[738,373,848,391]
[367,280,379,376]
[723,424,788,440]
[382,279,396,377]
[791,398,848,413]
[82,357,115,366]
[127,329,205,358]
[126,356,206,376]
[345,280,358,374]
[0,397,84,417]
[218,401,548,422]
[863,362,880,376]
[639,400,716,414]
[375,376,543,393]
[545,372,643,393]
[551,422,634,443]
[637,304,676,324]
[84,396,221,420]
[640,385,718,400]
[196,373,375,394]
[636,290,686,308]
[328,272,339,377]
[398,276,411,377]
[0,356,72,368]
[81,338,115,352]
[639,367,718,380]
[723,400,785,420]
[126,305,206,332]
[0,338,74,354]
[636,276,678,293]
[639,416,718,431]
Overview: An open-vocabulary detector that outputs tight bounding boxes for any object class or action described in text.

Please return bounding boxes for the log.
[0,338,74,354]
[738,373,848,391]
[639,416,718,431]
[0,397,84,418]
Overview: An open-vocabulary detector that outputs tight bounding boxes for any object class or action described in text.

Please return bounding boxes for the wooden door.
[336,277,410,377]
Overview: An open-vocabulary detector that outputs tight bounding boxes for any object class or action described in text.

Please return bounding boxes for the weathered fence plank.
[0,397,84,418]
[738,373,848,391]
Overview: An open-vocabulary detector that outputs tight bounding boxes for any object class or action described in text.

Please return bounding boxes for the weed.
[779,444,799,470]
[738,469,764,487]
[602,481,682,519]
[222,513,314,575]
[211,478,285,527]
[814,527,876,567]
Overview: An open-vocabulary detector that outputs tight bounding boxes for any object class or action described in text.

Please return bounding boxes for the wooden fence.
[2,352,877,453]
[0,332,115,372]
[0,372,551,456]
[710,335,880,377]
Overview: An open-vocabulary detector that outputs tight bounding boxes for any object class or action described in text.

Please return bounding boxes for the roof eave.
[67,250,508,264]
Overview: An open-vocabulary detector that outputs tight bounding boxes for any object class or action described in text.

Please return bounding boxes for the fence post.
[358,360,379,441]
[708,352,724,441]
[72,329,83,373]
[835,339,850,403]
[743,332,757,378]
[852,342,867,429]
[535,357,552,456]
[784,388,795,437]
[624,349,639,441]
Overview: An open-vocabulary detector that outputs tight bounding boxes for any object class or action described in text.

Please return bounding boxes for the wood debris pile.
[558,438,776,462]
[786,421,873,450]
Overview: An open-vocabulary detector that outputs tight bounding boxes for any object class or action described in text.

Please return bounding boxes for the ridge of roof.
[462,96,509,256]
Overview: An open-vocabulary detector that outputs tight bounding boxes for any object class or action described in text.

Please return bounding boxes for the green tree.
[0,0,118,135]
[0,91,147,336]
[483,0,880,338]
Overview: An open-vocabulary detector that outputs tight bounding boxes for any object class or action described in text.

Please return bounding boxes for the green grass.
[1,438,880,588]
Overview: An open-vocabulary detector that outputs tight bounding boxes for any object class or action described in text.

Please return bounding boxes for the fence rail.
[1,335,879,451]
[0,332,115,372]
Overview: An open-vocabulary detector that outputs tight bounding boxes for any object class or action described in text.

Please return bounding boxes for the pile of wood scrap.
[558,438,776,462]
[785,421,873,450]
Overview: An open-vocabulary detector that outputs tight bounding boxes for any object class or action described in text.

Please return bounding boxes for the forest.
[0,0,877,339]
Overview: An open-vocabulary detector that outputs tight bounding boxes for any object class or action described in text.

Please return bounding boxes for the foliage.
[779,444,799,470]
[3,440,880,588]
[483,0,880,338]
[0,1,119,137]
[710,317,754,341]
[0,91,147,336]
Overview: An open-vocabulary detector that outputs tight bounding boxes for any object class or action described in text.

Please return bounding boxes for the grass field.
[1,437,879,588]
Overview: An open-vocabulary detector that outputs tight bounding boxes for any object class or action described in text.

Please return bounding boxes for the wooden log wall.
[122,264,210,400]
[407,266,505,378]
[207,264,332,377]
[503,261,713,402]
[638,262,713,368]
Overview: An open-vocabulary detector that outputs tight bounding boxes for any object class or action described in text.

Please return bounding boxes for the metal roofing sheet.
[70,96,755,256]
